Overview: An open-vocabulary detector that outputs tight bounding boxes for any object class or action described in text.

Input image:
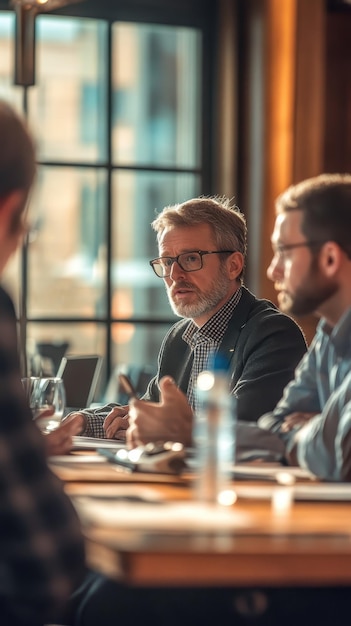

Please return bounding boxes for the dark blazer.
[144,286,307,422]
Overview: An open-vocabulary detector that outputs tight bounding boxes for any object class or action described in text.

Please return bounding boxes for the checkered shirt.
[183,287,242,411]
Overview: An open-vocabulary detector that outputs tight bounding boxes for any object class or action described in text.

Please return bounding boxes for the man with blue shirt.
[258,172,351,480]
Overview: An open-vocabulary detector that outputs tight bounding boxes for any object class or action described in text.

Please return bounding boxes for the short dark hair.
[0,100,36,198]
[276,173,351,258]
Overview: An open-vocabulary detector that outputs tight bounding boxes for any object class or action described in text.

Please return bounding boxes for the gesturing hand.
[44,414,83,456]
[127,376,194,448]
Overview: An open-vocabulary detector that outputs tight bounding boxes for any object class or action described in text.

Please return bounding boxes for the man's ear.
[0,190,26,236]
[319,241,342,275]
[227,251,244,280]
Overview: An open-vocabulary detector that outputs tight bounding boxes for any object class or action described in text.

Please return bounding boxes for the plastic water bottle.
[194,354,237,506]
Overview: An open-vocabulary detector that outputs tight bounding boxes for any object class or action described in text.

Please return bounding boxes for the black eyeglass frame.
[149,250,235,278]
[274,240,351,261]
[272,240,325,256]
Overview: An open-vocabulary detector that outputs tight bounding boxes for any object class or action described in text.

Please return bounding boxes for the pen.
[118,373,138,400]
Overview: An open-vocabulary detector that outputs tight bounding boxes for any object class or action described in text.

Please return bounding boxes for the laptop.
[57,355,103,411]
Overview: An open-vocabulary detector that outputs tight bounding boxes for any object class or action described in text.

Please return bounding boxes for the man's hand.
[60,411,87,435]
[44,414,84,456]
[282,413,318,466]
[103,405,129,439]
[280,412,317,433]
[127,376,193,448]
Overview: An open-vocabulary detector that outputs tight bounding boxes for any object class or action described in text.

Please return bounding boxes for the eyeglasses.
[272,241,325,257]
[149,250,234,278]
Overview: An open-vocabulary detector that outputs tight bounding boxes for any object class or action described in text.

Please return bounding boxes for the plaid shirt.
[0,286,85,625]
[183,287,242,410]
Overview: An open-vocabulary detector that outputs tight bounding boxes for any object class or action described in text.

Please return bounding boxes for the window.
[0,1,212,401]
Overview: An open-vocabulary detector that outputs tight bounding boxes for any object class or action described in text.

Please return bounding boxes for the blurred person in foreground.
[0,100,85,626]
[67,196,307,441]
[129,173,351,482]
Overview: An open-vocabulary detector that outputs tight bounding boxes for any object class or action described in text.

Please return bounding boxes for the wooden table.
[62,474,351,588]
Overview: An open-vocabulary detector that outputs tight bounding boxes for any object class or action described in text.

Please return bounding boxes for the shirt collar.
[183,286,242,347]
[319,306,351,356]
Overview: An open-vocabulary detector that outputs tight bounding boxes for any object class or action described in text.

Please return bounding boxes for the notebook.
[57,355,103,410]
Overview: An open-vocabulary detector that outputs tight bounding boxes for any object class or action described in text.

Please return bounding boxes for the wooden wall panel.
[236,0,325,343]
[291,0,326,342]
[293,0,325,182]
[260,0,298,304]
[324,12,351,173]
[215,0,350,343]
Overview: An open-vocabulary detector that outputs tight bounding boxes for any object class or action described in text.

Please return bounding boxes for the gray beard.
[167,272,231,320]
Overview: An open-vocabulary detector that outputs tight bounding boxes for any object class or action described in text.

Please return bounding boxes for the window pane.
[112,22,202,168]
[110,321,172,381]
[0,7,205,388]
[0,13,22,108]
[28,16,108,162]
[28,166,107,317]
[112,170,201,320]
[0,13,13,76]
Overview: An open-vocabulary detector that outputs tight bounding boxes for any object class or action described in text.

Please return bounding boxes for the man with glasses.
[257,172,351,480]
[69,196,306,441]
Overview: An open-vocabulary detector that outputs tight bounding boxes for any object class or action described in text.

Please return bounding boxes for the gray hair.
[152,195,247,256]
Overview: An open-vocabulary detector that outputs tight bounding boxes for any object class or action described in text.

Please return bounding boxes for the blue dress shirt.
[259,306,351,481]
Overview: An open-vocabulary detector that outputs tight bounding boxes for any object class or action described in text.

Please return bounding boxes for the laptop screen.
[57,355,103,410]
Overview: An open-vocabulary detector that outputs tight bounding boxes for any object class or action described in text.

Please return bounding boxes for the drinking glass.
[30,377,66,433]
[21,376,41,407]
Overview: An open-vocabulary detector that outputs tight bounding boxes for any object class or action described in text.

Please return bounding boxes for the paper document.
[73,497,254,531]
[72,436,126,451]
[231,464,316,481]
[235,482,351,501]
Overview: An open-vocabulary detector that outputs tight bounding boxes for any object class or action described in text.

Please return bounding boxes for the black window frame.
[0,0,216,388]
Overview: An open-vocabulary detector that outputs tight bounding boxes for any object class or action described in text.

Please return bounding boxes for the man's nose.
[169,259,185,280]
[267,254,282,282]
